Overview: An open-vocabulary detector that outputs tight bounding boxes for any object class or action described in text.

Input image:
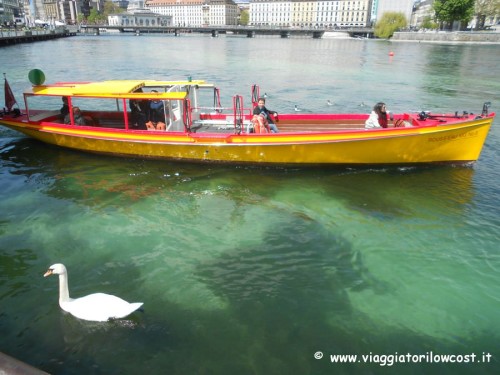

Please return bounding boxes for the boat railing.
[190,103,254,133]
[194,106,229,112]
[191,116,253,133]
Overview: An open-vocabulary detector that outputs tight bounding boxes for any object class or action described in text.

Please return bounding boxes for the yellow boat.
[1,74,495,166]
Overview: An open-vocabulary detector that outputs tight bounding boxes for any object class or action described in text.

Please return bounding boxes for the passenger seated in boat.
[253,98,279,133]
[365,102,389,129]
[60,97,69,121]
[64,107,91,126]
[145,91,167,131]
[129,98,148,130]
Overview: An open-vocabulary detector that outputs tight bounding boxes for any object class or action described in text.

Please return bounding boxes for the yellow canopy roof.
[26,79,208,100]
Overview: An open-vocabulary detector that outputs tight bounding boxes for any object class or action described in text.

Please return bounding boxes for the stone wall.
[392,31,500,44]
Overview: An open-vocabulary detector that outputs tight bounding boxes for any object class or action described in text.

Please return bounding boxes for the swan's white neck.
[57,271,72,305]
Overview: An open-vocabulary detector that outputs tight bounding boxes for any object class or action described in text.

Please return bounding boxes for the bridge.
[80,25,374,39]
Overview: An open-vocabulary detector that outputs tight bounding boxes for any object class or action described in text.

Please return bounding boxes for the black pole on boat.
[213,88,221,113]
[233,95,244,134]
[482,102,491,116]
[251,84,259,108]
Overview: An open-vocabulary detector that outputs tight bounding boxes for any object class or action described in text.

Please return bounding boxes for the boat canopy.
[26,79,208,100]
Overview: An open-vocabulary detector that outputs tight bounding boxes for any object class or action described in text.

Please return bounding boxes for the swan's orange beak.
[44,269,53,277]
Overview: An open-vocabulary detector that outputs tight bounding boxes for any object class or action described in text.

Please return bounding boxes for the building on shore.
[410,0,499,31]
[19,0,104,26]
[127,0,144,12]
[1,0,23,25]
[249,0,372,28]
[145,0,240,27]
[108,9,172,27]
[410,0,434,29]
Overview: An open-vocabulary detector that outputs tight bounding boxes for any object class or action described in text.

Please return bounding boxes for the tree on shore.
[474,0,500,30]
[87,9,107,25]
[374,12,407,39]
[76,1,123,24]
[421,16,439,30]
[104,1,125,16]
[433,0,475,30]
[240,10,249,26]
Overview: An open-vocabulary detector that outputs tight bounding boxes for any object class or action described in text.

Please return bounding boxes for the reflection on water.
[421,45,500,111]
[1,37,500,374]
[422,45,466,98]
[0,136,477,216]
[196,216,369,301]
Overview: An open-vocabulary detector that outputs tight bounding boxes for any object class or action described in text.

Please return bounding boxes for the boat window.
[26,95,64,122]
[192,86,227,114]
[25,95,128,128]
[141,84,217,114]
[167,85,182,93]
[69,97,126,129]
[27,95,61,110]
[70,97,124,112]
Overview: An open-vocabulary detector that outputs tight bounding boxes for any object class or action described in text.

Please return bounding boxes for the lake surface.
[1,34,499,375]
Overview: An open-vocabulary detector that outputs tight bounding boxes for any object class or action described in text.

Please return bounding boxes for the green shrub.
[374,12,408,39]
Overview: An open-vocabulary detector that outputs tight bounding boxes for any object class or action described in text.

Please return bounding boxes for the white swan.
[44,263,143,322]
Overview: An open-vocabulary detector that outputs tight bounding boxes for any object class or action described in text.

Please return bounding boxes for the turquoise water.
[1,35,499,374]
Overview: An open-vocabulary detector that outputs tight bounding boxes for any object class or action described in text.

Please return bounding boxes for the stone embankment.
[392,31,500,44]
[0,28,76,46]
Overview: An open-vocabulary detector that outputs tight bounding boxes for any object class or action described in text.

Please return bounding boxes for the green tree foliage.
[87,9,106,24]
[421,16,439,30]
[374,12,407,39]
[79,1,123,24]
[239,10,249,26]
[433,0,475,29]
[104,1,125,15]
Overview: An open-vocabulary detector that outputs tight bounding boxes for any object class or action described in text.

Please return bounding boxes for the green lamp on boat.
[28,69,46,85]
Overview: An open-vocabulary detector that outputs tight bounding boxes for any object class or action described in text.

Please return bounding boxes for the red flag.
[4,77,17,112]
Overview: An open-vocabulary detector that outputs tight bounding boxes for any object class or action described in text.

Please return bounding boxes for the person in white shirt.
[365,102,389,129]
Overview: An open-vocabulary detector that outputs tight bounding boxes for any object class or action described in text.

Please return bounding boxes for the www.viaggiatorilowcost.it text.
[313,351,493,366]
